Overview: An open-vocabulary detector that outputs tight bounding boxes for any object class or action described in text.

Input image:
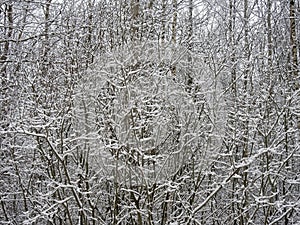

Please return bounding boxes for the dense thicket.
[1,0,299,224]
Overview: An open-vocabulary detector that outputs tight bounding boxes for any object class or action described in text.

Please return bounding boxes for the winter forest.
[1,0,300,224]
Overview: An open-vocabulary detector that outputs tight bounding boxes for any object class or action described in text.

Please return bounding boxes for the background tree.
[1,0,299,224]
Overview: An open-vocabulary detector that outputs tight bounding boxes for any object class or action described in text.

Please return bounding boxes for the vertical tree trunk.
[172,0,177,44]
[40,0,51,76]
[186,0,193,92]
[264,0,277,222]
[228,1,238,223]
[241,1,250,222]
[161,0,166,44]
[267,0,273,83]
[229,0,237,95]
[0,3,13,130]
[290,0,299,87]
[87,0,94,66]
[131,0,140,41]
[289,0,300,131]
[171,0,178,76]
[290,0,300,129]
[243,0,249,91]
[0,4,13,66]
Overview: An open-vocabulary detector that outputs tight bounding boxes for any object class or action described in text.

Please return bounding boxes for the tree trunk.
[171,0,177,76]
[186,0,193,92]
[290,0,298,87]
